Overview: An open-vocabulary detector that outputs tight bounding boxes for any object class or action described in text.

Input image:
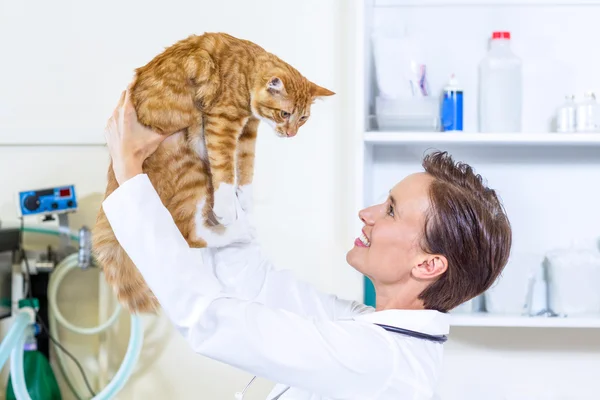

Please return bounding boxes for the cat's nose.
[286,130,297,137]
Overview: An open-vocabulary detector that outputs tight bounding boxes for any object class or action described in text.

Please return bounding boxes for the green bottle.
[6,299,62,400]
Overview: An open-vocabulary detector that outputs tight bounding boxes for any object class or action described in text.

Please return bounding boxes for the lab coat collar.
[353,309,450,335]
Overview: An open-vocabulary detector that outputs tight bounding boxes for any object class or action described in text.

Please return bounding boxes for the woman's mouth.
[354,232,371,248]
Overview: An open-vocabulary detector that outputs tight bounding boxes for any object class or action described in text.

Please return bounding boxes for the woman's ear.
[413,255,448,281]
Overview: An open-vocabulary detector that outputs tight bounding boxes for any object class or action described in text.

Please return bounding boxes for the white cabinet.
[352,0,600,327]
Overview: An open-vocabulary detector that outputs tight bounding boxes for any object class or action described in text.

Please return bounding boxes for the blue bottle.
[440,74,463,131]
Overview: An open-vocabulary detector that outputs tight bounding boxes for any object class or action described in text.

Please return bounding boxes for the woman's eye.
[280,110,290,118]
[387,204,394,217]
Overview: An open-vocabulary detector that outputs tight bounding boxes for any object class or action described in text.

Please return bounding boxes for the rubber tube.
[47,253,121,399]
[10,312,143,400]
[18,224,144,399]
[48,253,121,335]
[21,226,79,242]
[0,311,32,371]
[9,325,29,400]
[90,313,143,400]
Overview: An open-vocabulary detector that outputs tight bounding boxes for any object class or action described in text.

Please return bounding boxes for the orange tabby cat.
[92,32,334,313]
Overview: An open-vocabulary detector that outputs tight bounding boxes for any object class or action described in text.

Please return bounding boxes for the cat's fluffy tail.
[92,212,160,314]
[92,165,160,314]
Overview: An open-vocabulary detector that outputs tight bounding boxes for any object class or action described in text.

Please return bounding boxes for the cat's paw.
[194,196,256,248]
[212,183,237,226]
[236,184,253,213]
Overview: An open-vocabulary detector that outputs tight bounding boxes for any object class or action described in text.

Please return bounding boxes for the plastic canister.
[478,31,522,133]
[544,248,600,315]
[440,74,463,131]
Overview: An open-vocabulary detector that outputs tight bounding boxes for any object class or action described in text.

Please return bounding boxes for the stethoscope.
[234,324,447,399]
[374,323,448,344]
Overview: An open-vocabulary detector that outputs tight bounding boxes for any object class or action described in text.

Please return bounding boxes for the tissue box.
[374,96,440,131]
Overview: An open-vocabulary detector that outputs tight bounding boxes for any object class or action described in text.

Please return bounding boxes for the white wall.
[0,0,360,399]
[1,1,598,399]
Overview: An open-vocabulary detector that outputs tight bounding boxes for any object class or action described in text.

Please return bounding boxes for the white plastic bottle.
[478,31,522,133]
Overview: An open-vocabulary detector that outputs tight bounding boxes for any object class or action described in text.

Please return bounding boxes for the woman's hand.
[104,89,166,185]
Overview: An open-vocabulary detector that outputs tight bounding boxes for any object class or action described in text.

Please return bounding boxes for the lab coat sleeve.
[212,243,372,321]
[102,174,397,399]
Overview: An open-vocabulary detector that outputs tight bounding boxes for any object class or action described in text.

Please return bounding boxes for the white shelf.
[364,131,600,147]
[374,0,600,6]
[450,313,600,328]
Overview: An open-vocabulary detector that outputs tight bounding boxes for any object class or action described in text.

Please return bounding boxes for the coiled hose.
[10,225,145,399]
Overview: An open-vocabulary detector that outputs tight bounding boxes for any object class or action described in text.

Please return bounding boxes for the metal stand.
[534,261,564,318]
[22,212,94,359]
[56,213,76,263]
[524,261,565,318]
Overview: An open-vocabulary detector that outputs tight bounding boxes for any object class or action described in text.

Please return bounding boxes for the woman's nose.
[359,205,377,225]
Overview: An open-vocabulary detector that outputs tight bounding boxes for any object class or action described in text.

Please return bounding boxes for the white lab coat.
[102,174,449,399]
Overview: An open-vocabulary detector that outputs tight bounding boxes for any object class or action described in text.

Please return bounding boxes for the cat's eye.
[300,116,308,121]
[280,110,291,119]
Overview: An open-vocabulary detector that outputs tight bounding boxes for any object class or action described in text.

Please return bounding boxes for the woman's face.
[346,172,436,285]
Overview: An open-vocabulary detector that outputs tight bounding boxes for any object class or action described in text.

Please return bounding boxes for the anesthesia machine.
[0,184,143,399]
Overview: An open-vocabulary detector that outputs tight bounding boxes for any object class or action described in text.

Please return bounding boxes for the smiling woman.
[348,151,513,313]
[100,93,512,400]
[347,172,440,310]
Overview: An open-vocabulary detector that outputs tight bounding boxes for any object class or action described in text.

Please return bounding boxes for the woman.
[102,90,512,399]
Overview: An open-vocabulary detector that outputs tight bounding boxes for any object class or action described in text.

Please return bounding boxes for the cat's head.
[250,74,334,138]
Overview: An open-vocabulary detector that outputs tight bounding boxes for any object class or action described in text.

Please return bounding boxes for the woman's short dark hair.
[418,150,512,312]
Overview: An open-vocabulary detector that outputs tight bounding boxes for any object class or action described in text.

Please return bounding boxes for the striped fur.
[92,33,334,313]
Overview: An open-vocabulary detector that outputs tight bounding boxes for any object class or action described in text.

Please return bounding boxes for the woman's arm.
[102,173,395,399]
[102,89,369,321]
[210,237,371,321]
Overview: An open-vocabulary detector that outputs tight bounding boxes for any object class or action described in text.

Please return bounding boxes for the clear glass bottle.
[576,92,600,132]
[555,95,576,133]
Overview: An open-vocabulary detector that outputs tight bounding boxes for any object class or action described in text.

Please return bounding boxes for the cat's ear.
[267,77,286,95]
[311,82,335,98]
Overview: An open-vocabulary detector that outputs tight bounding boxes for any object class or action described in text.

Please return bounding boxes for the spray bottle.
[440,73,463,132]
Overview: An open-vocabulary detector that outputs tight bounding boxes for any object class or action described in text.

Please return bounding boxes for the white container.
[371,30,429,99]
[575,92,600,132]
[451,299,474,314]
[555,95,577,133]
[545,248,600,316]
[478,31,523,133]
[484,253,542,315]
[375,96,440,131]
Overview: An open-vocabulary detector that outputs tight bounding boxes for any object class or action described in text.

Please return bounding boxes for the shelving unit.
[450,314,600,328]
[364,132,600,147]
[353,0,600,327]
[374,0,600,5]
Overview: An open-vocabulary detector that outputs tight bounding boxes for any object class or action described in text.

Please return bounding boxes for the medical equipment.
[375,324,448,343]
[0,184,144,400]
[234,323,447,399]
[16,185,77,217]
